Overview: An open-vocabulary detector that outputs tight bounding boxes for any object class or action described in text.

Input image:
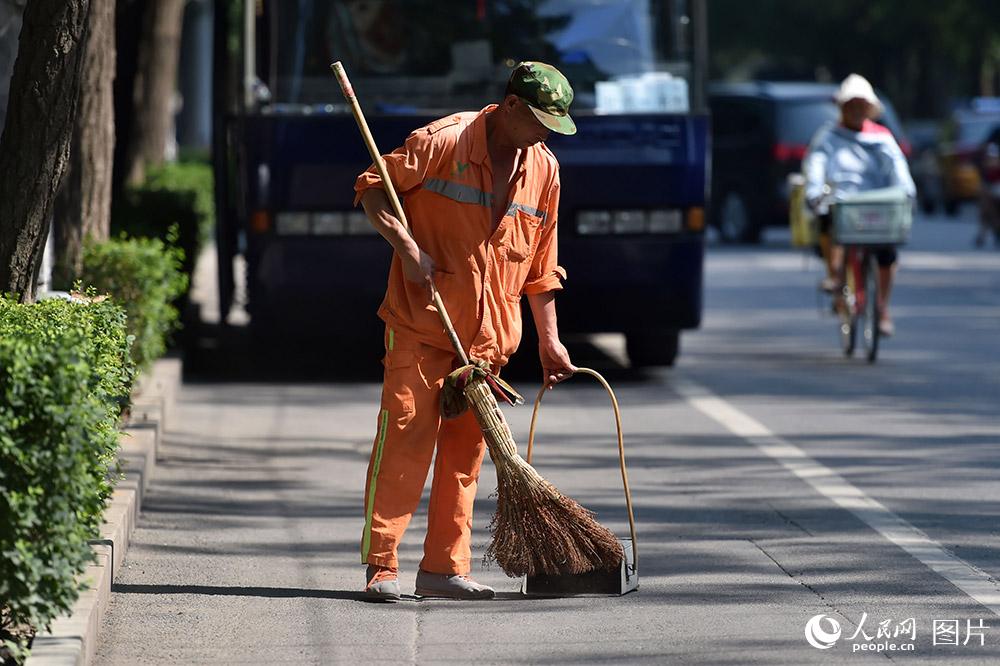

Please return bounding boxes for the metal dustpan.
[520,368,638,597]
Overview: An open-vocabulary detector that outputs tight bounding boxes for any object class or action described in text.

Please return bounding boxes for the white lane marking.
[673,378,1000,617]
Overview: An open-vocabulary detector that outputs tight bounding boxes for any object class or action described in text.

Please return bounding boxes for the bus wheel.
[626,330,680,368]
[716,189,759,244]
[919,191,937,214]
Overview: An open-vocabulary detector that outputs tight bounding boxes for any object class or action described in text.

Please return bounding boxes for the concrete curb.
[25,357,181,666]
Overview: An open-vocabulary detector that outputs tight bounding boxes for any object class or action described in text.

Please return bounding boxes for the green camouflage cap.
[507,61,576,135]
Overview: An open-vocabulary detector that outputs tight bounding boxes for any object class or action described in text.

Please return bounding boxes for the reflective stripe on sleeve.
[506,202,548,224]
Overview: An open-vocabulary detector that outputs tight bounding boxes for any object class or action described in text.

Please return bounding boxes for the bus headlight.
[576,209,688,234]
[273,211,377,235]
[613,210,646,234]
[576,210,612,234]
[312,212,345,235]
[648,210,683,233]
[275,212,309,235]
[345,211,375,234]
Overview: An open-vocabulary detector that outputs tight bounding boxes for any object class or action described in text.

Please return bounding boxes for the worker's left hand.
[539,338,576,389]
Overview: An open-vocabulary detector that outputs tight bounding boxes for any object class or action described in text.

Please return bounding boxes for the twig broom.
[332,62,623,577]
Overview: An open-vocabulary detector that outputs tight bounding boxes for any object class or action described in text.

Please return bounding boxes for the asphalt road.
[97,206,1000,664]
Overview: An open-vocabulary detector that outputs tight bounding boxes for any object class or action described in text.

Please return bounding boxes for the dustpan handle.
[526,368,637,569]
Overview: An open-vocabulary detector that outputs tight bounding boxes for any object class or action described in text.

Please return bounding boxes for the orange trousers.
[361,327,487,574]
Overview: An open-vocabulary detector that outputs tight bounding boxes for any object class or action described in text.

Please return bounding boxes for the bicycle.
[834,243,882,362]
[827,187,912,363]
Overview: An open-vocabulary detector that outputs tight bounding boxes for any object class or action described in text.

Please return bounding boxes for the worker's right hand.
[401,247,437,300]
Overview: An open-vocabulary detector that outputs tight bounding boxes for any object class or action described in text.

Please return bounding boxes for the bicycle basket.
[832,186,912,245]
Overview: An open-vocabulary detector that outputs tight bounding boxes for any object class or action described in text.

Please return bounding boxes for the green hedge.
[80,235,188,374]
[111,160,214,296]
[0,296,134,658]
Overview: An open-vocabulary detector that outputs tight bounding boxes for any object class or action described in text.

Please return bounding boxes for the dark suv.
[708,81,909,243]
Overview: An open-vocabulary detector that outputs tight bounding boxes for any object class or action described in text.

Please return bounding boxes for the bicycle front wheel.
[839,265,857,357]
[862,251,881,362]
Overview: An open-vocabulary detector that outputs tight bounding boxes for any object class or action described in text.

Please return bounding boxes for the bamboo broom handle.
[330,61,469,365]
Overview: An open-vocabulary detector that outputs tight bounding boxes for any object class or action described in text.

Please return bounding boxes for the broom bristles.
[487,456,624,577]
[464,377,624,577]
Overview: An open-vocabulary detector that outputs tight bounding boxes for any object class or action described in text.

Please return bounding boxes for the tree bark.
[51,0,115,288]
[124,0,185,187]
[0,0,91,302]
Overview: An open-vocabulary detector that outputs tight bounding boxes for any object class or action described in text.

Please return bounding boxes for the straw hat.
[834,73,884,115]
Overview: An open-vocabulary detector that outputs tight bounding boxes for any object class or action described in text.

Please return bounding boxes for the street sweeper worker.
[353,61,577,601]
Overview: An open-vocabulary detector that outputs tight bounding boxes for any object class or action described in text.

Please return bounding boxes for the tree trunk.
[0,0,91,302]
[51,0,115,288]
[124,0,185,187]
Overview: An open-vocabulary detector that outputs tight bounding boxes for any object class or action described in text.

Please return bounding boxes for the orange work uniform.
[354,105,565,574]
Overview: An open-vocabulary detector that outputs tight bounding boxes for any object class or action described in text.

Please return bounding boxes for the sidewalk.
[88,380,794,664]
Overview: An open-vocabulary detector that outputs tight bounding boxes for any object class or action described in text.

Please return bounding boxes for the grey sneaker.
[365,565,401,602]
[414,570,495,600]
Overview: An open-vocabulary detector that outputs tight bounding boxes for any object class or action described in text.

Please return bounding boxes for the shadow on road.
[180,317,654,386]
[112,583,366,601]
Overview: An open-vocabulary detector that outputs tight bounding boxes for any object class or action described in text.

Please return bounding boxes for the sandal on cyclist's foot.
[819,276,841,293]
[831,294,848,316]
[878,318,895,337]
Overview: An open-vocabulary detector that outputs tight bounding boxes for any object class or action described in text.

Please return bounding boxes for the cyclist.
[975,125,1000,248]
[803,74,916,337]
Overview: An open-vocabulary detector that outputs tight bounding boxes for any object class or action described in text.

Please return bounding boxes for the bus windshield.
[267,0,697,114]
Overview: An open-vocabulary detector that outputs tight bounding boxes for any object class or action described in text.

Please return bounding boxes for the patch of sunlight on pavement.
[191,242,250,325]
[707,251,1000,274]
[589,333,629,366]
[707,253,819,273]
[699,306,1000,324]
[902,252,1000,270]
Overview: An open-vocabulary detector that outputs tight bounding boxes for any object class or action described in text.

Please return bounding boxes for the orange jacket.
[354,105,565,366]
